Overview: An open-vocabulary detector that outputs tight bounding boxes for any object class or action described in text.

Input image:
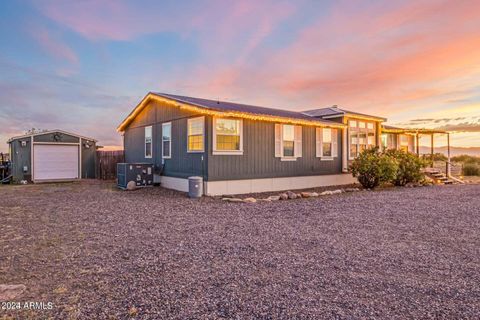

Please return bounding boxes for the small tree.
[350,147,398,189]
[385,149,426,186]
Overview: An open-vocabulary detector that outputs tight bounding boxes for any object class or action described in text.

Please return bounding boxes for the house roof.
[117,92,345,132]
[382,125,447,134]
[303,106,387,122]
[7,129,97,143]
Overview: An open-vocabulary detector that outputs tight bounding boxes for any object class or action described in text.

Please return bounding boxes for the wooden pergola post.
[430,134,434,167]
[447,133,451,177]
[416,132,420,156]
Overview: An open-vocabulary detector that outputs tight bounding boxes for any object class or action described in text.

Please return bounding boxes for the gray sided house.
[7,130,97,183]
[118,93,392,196]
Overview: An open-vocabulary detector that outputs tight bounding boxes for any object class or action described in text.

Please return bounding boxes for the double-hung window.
[348,120,376,159]
[275,124,302,160]
[187,116,204,152]
[213,118,243,155]
[145,126,152,158]
[316,127,338,159]
[282,125,295,157]
[162,122,171,159]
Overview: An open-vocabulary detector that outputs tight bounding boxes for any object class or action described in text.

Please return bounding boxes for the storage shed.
[7,130,97,182]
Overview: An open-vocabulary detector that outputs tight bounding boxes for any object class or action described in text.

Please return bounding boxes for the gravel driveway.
[1,181,479,319]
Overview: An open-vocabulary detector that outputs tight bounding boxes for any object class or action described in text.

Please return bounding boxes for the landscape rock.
[301,192,311,198]
[243,197,257,203]
[267,195,281,201]
[286,191,297,199]
[126,181,137,191]
[279,193,289,200]
[344,187,360,192]
[222,198,243,202]
[310,192,319,197]
[331,189,343,194]
[296,193,302,198]
[0,284,26,300]
[320,190,333,196]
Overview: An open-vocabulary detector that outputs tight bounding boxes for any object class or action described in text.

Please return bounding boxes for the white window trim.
[187,116,205,153]
[162,122,172,159]
[316,127,336,160]
[212,117,243,155]
[275,124,302,161]
[145,125,152,159]
[348,120,376,160]
[321,128,333,160]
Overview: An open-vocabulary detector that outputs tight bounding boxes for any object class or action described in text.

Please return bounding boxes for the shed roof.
[303,106,387,122]
[7,129,97,143]
[117,92,345,132]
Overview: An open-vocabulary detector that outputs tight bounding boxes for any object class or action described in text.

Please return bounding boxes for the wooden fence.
[96,150,124,180]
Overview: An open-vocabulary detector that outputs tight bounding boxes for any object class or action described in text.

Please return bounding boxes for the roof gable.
[117,92,345,132]
[7,130,97,143]
[303,106,386,122]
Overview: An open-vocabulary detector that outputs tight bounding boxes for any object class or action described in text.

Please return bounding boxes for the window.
[322,128,332,157]
[275,124,302,159]
[348,120,376,159]
[162,122,171,159]
[145,126,152,158]
[213,118,243,154]
[381,134,388,149]
[187,117,204,152]
[316,127,338,159]
[399,134,409,152]
[282,124,295,157]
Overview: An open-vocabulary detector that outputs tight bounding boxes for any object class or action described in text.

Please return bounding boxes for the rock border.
[222,188,361,203]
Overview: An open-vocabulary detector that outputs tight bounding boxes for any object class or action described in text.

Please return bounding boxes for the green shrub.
[463,163,480,176]
[423,153,447,162]
[386,149,427,186]
[349,147,398,189]
[452,154,480,165]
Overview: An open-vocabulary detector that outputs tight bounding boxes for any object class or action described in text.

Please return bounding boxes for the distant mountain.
[419,146,480,157]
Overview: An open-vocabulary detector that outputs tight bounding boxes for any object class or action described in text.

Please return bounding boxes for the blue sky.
[1,0,480,152]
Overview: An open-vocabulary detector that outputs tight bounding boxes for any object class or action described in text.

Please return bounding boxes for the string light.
[117,93,346,132]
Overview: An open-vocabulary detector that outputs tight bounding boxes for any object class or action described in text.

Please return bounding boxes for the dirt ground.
[1,181,479,319]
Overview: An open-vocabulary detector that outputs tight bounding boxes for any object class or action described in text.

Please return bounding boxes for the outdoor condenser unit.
[117,163,154,189]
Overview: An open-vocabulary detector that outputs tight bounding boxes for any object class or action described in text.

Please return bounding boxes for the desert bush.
[386,149,427,186]
[452,154,480,165]
[349,147,398,189]
[423,153,447,162]
[462,163,480,176]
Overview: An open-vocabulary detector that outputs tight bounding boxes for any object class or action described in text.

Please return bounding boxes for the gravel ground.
[1,181,480,319]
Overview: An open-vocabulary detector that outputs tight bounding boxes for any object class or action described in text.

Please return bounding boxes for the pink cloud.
[32,27,78,64]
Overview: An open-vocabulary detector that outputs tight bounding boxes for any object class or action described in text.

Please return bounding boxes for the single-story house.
[7,130,97,182]
[117,93,450,195]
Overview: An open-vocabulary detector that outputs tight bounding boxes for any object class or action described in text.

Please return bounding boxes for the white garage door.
[34,144,79,180]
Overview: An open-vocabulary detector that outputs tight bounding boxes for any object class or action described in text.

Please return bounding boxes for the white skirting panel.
[204,174,357,196]
[157,175,189,192]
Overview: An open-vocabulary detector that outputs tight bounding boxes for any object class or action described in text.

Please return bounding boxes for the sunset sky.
[1,0,479,152]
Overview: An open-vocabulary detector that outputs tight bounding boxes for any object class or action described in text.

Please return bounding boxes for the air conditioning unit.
[117,163,154,190]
